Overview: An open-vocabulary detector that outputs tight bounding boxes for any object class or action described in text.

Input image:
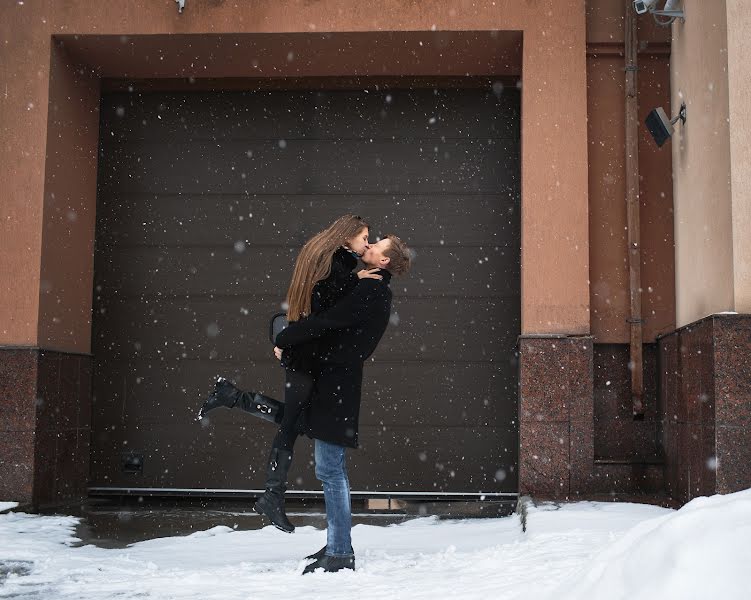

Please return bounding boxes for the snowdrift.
[556,488,751,600]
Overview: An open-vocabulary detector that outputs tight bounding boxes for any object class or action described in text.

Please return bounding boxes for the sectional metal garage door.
[90,82,520,496]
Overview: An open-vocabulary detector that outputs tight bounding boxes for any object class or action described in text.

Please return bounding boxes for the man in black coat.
[274,234,412,574]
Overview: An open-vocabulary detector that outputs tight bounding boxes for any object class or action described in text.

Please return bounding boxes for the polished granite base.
[659,314,751,503]
[0,347,91,508]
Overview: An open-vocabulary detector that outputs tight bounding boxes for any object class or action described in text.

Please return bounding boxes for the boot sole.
[253,502,295,534]
[302,563,355,575]
[196,402,227,420]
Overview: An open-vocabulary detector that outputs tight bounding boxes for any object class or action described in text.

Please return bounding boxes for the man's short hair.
[383,234,411,276]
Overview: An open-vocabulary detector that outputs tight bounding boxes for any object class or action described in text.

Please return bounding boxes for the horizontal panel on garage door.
[90,422,517,494]
[91,356,518,427]
[92,296,518,362]
[95,195,519,248]
[93,246,519,298]
[98,138,519,195]
[91,84,520,495]
[101,89,519,142]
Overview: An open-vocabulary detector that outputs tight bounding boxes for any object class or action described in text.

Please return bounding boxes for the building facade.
[0,0,748,508]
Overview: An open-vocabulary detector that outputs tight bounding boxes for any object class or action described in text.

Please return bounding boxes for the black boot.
[305,546,327,561]
[254,448,295,533]
[198,378,284,424]
[302,554,355,574]
[305,544,353,561]
[197,378,239,419]
[235,389,285,425]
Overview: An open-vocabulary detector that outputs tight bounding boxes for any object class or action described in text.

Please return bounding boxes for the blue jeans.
[314,439,354,557]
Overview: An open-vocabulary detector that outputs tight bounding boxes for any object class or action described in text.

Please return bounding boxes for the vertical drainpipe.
[625,1,645,417]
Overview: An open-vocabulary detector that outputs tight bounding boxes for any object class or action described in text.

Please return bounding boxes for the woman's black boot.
[198,378,284,424]
[235,389,285,424]
[197,378,241,419]
[254,448,295,533]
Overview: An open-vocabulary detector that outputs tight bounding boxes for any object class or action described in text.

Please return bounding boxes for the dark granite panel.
[58,353,82,431]
[594,344,661,461]
[1,347,93,507]
[595,419,634,459]
[570,420,595,494]
[54,429,83,501]
[716,425,751,494]
[662,420,679,498]
[79,357,93,430]
[672,425,689,502]
[714,316,751,428]
[642,344,660,420]
[659,314,751,504]
[519,336,595,498]
[700,422,717,495]
[679,320,714,425]
[519,420,569,497]
[566,337,594,423]
[675,418,690,471]
[32,428,58,506]
[592,344,659,421]
[0,430,35,504]
[76,429,92,495]
[591,463,664,495]
[659,333,679,502]
[36,351,62,431]
[685,423,705,498]
[38,351,92,506]
[596,419,661,461]
[519,338,571,422]
[660,334,680,425]
[88,427,111,485]
[519,336,593,422]
[593,344,633,459]
[0,349,38,431]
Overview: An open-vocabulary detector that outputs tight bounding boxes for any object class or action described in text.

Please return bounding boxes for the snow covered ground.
[1,489,749,600]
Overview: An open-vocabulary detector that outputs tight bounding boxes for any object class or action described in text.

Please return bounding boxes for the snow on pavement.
[0,489,749,600]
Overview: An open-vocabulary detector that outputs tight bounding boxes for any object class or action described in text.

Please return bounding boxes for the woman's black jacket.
[280,247,359,373]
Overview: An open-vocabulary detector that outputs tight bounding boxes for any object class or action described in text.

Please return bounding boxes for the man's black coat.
[275,269,393,448]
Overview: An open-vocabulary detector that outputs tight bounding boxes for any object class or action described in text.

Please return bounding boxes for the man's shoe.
[302,554,355,575]
[253,448,295,533]
[304,545,354,561]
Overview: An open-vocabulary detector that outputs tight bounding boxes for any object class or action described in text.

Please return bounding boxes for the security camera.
[633,0,659,14]
[645,103,686,147]
[634,0,684,25]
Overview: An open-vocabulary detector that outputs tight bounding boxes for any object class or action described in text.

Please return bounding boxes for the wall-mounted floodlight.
[645,103,686,147]
[633,0,684,26]
[175,0,185,13]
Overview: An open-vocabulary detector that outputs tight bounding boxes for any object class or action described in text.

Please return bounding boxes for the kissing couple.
[199,214,411,573]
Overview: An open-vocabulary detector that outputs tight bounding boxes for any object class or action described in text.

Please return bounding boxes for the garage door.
[90,83,520,496]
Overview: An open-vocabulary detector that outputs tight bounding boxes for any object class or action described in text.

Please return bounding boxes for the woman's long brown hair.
[285,215,369,321]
